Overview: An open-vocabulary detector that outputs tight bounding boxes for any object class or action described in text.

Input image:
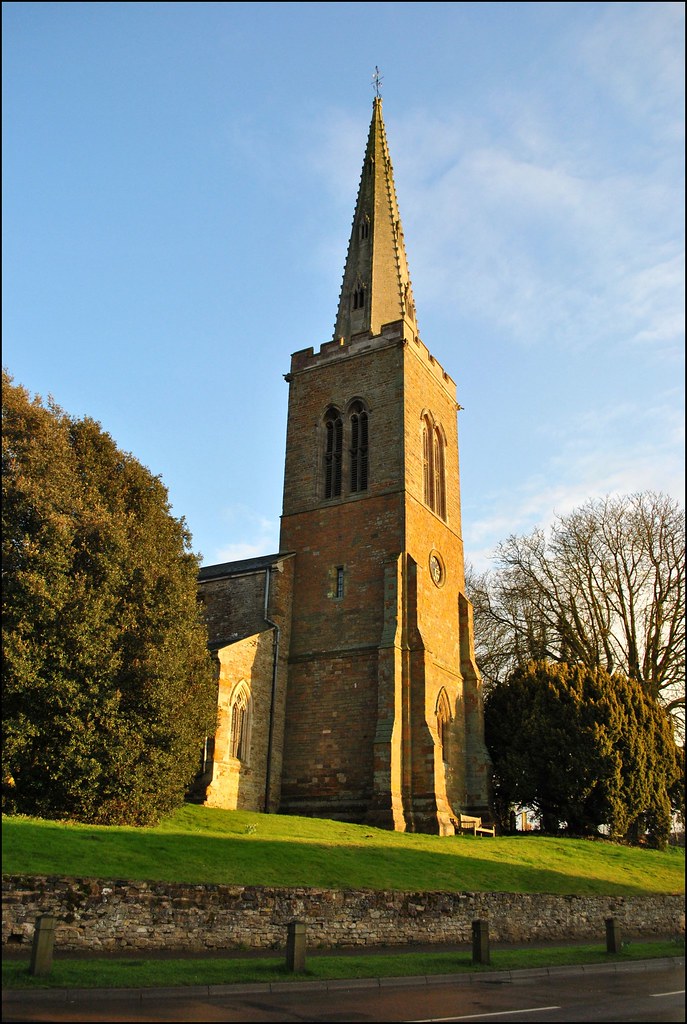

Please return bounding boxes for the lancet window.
[422,414,447,521]
[349,401,369,493]
[324,408,343,499]
[229,683,252,762]
[436,688,451,763]
[322,400,370,500]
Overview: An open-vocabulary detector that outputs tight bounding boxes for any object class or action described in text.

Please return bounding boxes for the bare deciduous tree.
[468,493,685,736]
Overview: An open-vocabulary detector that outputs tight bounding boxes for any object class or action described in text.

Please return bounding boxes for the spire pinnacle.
[333,93,418,343]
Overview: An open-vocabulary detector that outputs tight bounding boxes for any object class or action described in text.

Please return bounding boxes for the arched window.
[422,413,447,521]
[423,417,432,507]
[434,429,446,520]
[349,401,368,493]
[436,689,451,763]
[229,683,252,762]
[324,408,343,498]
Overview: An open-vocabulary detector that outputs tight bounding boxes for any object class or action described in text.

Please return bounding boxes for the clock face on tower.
[429,552,444,587]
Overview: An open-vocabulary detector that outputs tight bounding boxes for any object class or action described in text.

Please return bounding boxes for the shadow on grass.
[3,820,672,895]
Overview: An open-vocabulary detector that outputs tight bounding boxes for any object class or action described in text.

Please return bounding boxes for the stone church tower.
[196,97,491,834]
[277,97,490,834]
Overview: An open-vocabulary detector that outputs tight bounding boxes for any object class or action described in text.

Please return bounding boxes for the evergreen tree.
[484,660,681,848]
[2,372,217,825]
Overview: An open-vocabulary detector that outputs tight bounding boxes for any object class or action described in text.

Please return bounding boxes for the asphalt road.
[2,959,684,1023]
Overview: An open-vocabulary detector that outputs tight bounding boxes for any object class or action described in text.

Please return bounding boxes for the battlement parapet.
[288,319,456,396]
[408,331,456,393]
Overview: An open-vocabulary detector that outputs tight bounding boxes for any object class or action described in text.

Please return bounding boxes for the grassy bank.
[3,804,684,896]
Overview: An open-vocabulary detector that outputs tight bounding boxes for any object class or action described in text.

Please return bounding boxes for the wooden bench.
[451,814,495,837]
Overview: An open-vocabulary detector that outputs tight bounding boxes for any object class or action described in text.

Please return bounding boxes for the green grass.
[2,941,684,991]
[2,803,684,896]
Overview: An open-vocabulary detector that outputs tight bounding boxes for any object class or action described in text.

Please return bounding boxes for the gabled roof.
[333,97,417,343]
[198,551,294,583]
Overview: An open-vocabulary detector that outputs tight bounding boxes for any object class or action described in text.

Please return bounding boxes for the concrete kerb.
[2,958,683,1006]
[326,977,383,990]
[378,974,433,987]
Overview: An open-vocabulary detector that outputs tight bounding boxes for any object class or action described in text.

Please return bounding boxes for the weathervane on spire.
[372,66,383,98]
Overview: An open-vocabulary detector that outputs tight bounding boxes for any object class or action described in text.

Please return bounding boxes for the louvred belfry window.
[349,402,369,493]
[352,283,366,310]
[324,408,343,498]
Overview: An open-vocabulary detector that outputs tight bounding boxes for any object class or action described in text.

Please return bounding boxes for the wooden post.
[471,918,490,965]
[605,916,621,954]
[30,915,56,977]
[286,920,306,972]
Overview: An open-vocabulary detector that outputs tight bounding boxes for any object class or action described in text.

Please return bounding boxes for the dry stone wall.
[3,876,683,953]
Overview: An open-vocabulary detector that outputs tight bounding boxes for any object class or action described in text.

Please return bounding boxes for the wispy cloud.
[398,135,682,356]
[464,395,684,571]
[580,2,685,142]
[379,7,684,361]
[304,5,684,365]
[208,507,279,566]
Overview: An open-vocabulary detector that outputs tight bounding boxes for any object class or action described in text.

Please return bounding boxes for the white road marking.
[650,989,685,997]
[408,1009,561,1023]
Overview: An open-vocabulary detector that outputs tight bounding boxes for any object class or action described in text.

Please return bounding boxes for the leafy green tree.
[484,660,681,848]
[2,372,217,825]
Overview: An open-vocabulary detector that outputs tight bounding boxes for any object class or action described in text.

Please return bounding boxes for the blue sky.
[3,2,684,571]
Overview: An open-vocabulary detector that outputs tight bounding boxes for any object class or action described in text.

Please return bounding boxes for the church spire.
[333,96,417,343]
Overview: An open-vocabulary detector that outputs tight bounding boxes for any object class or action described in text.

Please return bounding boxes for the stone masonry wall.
[203,631,275,812]
[3,876,683,953]
[199,572,267,645]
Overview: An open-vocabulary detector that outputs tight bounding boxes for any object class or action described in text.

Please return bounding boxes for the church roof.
[198,551,294,583]
[333,97,417,343]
